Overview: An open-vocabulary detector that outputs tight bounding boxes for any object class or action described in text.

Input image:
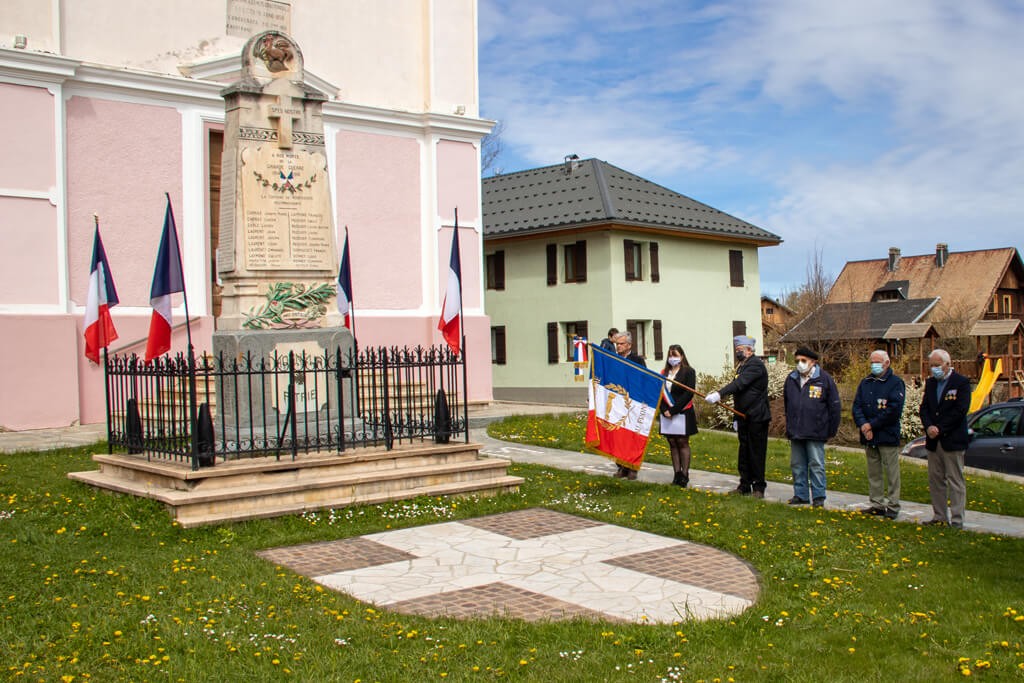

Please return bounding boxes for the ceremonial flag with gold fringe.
[585,345,663,470]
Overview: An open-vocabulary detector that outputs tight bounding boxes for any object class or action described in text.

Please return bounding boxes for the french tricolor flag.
[437,218,462,355]
[337,229,353,329]
[83,223,119,363]
[585,346,663,471]
[144,199,185,361]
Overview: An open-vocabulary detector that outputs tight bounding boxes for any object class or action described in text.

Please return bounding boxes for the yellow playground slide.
[970,357,1002,412]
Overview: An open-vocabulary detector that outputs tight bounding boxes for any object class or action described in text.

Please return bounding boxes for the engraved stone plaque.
[226,0,291,38]
[241,146,333,271]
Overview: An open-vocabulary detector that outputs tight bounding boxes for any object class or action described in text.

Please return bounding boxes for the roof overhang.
[969,319,1024,336]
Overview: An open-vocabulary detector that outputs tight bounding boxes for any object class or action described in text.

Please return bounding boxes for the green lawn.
[488,411,1024,518]
[1,441,1023,681]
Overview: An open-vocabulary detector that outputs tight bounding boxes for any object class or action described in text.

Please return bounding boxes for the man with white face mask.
[919,348,971,528]
[852,350,905,519]
[782,347,841,507]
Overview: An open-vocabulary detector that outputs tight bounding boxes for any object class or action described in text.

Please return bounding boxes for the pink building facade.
[0,2,492,430]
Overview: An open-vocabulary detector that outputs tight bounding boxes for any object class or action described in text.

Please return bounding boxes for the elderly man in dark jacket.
[919,348,971,528]
[783,347,841,508]
[705,335,771,498]
[852,349,906,519]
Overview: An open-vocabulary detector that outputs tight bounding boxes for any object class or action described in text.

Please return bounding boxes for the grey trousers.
[865,445,901,513]
[927,444,966,526]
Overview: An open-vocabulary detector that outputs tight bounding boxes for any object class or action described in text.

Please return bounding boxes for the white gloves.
[705,391,721,404]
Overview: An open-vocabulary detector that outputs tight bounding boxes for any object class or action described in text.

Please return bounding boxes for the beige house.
[482,157,781,403]
[785,245,1024,387]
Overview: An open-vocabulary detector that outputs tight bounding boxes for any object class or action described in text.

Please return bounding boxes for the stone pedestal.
[213,327,354,437]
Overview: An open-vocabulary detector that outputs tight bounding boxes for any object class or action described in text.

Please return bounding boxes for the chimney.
[887,247,900,272]
[936,243,949,268]
[563,154,580,175]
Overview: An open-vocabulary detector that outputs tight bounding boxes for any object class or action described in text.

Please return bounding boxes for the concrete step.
[175,476,524,528]
[68,441,521,528]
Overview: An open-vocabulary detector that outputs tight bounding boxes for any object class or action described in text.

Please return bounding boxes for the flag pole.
[589,343,746,419]
[345,226,358,351]
[165,193,194,353]
[454,208,468,443]
[165,192,200,468]
[95,212,115,454]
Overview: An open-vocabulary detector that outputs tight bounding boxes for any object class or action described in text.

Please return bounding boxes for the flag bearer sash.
[585,346,663,470]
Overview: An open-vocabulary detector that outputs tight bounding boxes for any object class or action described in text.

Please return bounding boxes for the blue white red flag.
[573,336,588,381]
[337,229,353,329]
[585,346,664,470]
[437,219,462,355]
[83,223,119,363]
[144,199,185,361]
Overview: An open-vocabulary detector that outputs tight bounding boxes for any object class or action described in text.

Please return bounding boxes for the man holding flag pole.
[586,337,745,481]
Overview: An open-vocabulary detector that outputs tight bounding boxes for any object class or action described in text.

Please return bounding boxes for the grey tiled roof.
[482,158,780,244]
[782,298,941,342]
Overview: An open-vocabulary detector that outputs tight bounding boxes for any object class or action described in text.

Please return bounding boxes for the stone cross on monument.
[266,94,302,149]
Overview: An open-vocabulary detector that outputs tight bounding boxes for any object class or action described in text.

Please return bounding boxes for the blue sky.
[478,0,1024,298]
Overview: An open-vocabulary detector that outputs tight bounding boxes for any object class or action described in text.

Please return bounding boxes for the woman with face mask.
[659,344,699,486]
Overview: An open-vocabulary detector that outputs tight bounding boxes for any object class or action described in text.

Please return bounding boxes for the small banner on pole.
[572,335,589,382]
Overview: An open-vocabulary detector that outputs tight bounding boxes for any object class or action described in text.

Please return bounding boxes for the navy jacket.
[718,355,771,424]
[852,369,906,446]
[783,366,841,441]
[919,370,971,452]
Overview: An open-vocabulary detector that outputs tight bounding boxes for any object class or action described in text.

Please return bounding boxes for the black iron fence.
[105,344,468,469]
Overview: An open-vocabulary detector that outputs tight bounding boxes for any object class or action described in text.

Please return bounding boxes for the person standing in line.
[612,331,646,480]
[600,327,619,352]
[659,344,699,487]
[705,336,771,498]
[852,349,906,519]
[783,347,841,508]
[919,348,971,528]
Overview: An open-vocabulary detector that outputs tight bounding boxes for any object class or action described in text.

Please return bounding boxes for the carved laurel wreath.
[243,282,333,330]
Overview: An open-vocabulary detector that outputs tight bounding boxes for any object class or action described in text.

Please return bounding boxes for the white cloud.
[480,0,1024,293]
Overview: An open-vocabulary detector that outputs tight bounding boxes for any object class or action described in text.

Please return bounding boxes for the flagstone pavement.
[6,402,1024,624]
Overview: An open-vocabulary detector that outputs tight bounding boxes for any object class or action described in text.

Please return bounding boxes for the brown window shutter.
[494,326,506,365]
[650,243,660,282]
[732,320,747,337]
[495,250,505,290]
[626,320,639,346]
[729,250,744,287]
[576,240,587,283]
[624,239,635,280]
[547,322,559,363]
[577,320,589,342]
[546,244,557,285]
[653,320,663,360]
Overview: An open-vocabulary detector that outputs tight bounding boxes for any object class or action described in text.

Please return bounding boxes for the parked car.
[901,398,1024,475]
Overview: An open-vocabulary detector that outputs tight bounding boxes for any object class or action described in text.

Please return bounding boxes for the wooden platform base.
[68,442,522,528]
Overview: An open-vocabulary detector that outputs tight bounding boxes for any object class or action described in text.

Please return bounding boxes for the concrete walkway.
[4,402,1024,538]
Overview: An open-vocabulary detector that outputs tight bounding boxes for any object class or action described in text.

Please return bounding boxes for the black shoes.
[672,472,689,487]
[812,498,825,508]
[730,486,752,496]
[788,497,809,506]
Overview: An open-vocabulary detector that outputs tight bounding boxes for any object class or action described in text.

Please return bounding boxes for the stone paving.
[259,508,760,624]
